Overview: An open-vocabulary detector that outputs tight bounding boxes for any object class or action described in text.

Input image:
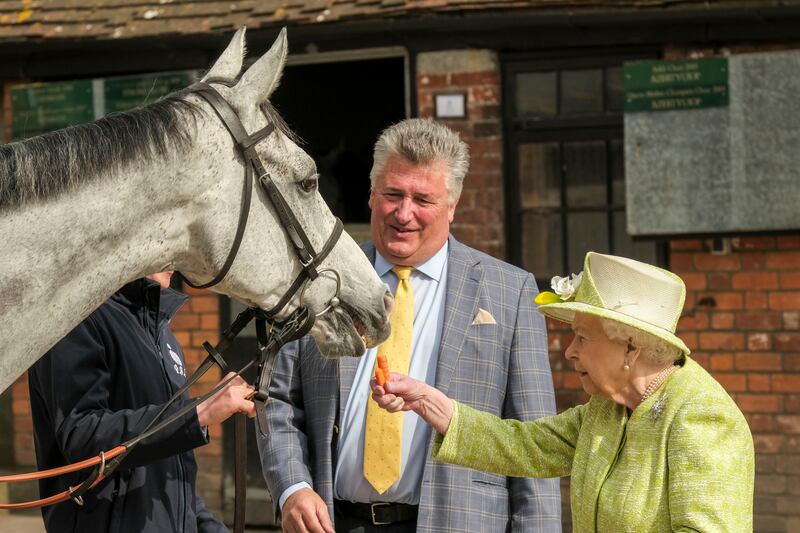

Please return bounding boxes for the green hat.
[535,252,690,356]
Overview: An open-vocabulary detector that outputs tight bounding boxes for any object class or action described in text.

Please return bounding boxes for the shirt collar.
[374,240,448,282]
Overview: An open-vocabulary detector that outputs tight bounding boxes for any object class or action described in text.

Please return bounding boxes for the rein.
[0,83,344,533]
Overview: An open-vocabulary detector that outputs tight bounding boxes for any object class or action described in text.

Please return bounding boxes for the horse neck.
[0,158,195,391]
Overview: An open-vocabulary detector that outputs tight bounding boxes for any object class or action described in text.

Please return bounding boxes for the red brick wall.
[171,286,224,514]
[669,236,800,532]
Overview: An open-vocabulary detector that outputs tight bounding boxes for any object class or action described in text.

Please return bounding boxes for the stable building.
[1,1,800,530]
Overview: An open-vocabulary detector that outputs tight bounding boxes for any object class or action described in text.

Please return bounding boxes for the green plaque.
[104,71,192,114]
[624,57,729,113]
[11,80,94,137]
[9,71,194,140]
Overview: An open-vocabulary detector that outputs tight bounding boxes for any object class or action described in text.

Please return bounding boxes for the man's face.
[369,154,458,266]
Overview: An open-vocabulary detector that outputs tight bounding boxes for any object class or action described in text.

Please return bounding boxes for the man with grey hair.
[259,118,560,533]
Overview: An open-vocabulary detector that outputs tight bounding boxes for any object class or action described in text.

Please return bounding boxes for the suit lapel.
[434,238,481,396]
[339,242,378,422]
[338,357,359,423]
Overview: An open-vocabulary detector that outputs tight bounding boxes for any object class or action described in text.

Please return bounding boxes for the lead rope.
[0,306,312,519]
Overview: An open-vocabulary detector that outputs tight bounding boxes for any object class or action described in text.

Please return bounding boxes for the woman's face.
[565,313,630,400]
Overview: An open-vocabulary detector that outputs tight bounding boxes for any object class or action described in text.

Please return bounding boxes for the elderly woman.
[372,252,754,532]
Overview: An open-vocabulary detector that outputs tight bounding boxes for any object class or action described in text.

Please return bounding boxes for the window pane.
[518,142,560,208]
[612,211,657,264]
[567,212,609,273]
[605,66,624,113]
[522,212,563,277]
[561,69,603,114]
[516,71,557,118]
[565,141,607,207]
[610,139,625,205]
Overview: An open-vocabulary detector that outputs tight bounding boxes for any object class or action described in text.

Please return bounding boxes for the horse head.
[178,28,392,356]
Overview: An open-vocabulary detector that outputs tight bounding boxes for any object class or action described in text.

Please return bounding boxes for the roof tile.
[0,0,789,43]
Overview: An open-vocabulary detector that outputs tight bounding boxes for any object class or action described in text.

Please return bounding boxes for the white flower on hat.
[551,272,583,301]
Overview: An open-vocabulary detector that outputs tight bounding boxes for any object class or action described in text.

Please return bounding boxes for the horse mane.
[0,89,202,208]
[0,84,299,209]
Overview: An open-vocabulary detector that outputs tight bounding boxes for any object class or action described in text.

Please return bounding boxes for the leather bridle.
[0,82,346,533]
[184,81,345,321]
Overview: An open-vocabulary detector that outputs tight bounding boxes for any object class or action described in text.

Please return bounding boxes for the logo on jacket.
[167,343,186,377]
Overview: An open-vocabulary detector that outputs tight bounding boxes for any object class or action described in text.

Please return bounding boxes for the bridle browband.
[0,82,348,533]
[183,81,344,322]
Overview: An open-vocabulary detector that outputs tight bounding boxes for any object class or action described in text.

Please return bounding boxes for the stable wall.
[3,40,800,532]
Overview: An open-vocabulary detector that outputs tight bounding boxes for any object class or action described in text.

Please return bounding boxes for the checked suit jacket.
[258,237,561,532]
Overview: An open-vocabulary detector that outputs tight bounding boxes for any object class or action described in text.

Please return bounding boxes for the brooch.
[650,394,667,421]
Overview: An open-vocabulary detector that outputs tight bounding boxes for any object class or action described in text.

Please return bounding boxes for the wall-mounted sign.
[623,57,729,113]
[104,71,192,114]
[625,50,800,236]
[11,71,194,139]
[434,92,467,119]
[11,80,94,137]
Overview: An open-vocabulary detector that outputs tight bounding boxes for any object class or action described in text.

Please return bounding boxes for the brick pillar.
[11,376,34,467]
[670,235,800,532]
[416,50,505,259]
[171,286,224,515]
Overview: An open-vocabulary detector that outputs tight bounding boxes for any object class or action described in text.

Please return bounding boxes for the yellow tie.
[363,266,414,494]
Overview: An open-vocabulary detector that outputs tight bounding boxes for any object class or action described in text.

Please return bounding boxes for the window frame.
[502,50,667,283]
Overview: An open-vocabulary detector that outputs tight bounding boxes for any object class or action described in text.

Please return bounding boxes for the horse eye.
[299,175,318,193]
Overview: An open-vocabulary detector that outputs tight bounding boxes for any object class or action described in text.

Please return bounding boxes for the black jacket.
[29,278,228,533]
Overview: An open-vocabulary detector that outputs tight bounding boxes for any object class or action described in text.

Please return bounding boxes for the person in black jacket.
[29,272,255,533]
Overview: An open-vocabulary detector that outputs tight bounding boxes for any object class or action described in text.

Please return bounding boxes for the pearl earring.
[623,360,630,371]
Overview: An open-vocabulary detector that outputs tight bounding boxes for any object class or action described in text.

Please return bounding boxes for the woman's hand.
[370,373,455,435]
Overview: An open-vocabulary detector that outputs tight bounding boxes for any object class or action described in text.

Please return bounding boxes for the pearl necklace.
[640,364,679,404]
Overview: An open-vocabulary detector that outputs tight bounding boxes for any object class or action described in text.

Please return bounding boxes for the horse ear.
[202,27,247,82]
[235,27,288,103]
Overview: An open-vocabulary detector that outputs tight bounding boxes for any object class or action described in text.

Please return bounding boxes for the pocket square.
[472,308,496,325]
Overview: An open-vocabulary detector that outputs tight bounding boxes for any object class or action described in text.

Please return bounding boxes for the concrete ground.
[0,511,280,532]
[0,511,46,532]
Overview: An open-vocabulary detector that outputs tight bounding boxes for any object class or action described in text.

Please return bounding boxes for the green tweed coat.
[432,357,754,532]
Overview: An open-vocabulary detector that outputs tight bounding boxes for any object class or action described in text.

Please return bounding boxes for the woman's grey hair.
[600,319,682,366]
[369,118,469,203]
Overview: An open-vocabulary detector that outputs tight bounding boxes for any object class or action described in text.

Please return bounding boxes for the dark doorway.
[272,55,407,223]
[220,54,406,528]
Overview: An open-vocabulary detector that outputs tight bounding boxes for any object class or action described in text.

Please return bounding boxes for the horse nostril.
[383,291,394,316]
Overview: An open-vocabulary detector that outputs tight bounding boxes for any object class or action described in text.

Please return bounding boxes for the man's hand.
[196,372,256,427]
[371,373,454,435]
[281,488,334,533]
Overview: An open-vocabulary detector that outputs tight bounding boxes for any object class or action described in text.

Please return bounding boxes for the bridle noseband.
[183,81,344,324]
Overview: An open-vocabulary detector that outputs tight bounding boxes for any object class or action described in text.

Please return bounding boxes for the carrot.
[375,354,389,386]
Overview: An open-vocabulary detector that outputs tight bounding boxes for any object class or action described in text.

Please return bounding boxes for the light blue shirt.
[334,242,448,504]
[277,242,449,509]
